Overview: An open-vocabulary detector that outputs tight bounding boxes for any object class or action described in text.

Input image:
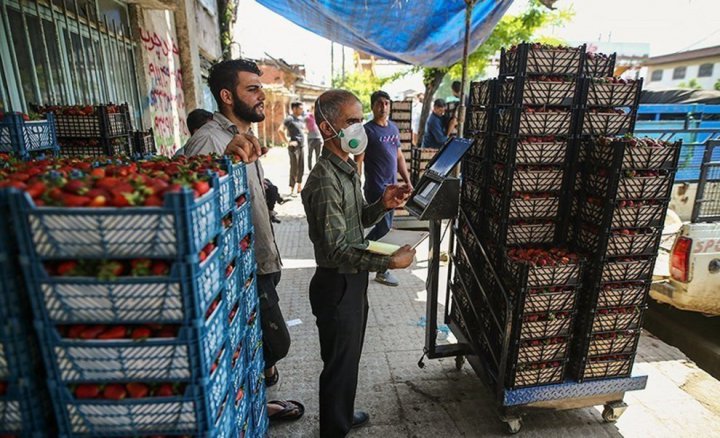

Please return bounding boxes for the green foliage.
[677,78,703,90]
[715,79,720,91]
[332,70,391,113]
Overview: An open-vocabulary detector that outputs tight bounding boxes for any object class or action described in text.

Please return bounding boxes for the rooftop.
[644,45,720,66]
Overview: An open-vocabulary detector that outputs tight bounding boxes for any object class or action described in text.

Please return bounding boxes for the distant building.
[642,45,720,90]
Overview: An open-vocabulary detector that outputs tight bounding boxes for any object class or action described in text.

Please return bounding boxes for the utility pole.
[341,45,346,83]
[330,42,335,85]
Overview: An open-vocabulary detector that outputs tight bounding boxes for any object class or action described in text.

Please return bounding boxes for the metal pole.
[330,41,334,84]
[457,0,475,137]
[47,0,71,102]
[60,0,80,103]
[73,0,95,102]
[90,1,111,101]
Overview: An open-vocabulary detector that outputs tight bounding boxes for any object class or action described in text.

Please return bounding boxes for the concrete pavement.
[258,146,720,437]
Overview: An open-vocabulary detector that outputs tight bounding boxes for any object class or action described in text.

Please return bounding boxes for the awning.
[255,0,515,67]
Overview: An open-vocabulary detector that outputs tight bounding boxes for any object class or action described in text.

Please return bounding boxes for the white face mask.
[317,102,368,155]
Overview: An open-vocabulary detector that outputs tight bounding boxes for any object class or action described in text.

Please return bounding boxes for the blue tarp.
[256,0,515,67]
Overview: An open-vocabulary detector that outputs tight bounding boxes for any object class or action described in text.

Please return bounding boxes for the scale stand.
[405,138,474,367]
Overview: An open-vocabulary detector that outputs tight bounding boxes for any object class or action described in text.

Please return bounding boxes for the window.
[698,63,714,77]
[673,66,687,80]
[651,70,663,81]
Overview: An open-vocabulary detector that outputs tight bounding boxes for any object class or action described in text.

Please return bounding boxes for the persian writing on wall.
[140,28,189,156]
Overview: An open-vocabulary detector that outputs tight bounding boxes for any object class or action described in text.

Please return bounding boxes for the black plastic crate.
[466,107,491,133]
[579,197,667,229]
[132,129,156,155]
[587,330,641,356]
[489,190,561,221]
[500,44,584,77]
[577,353,635,382]
[498,107,574,137]
[579,109,635,137]
[468,135,489,160]
[577,224,661,257]
[579,137,681,170]
[492,164,565,193]
[509,360,566,388]
[58,136,131,157]
[519,312,574,340]
[590,306,644,332]
[504,249,583,288]
[522,286,577,314]
[585,78,642,108]
[489,216,556,246]
[499,77,579,107]
[462,157,486,183]
[584,52,616,77]
[516,338,569,363]
[461,180,484,209]
[600,257,655,283]
[597,282,650,308]
[582,170,675,201]
[469,80,498,107]
[50,104,131,138]
[494,134,569,166]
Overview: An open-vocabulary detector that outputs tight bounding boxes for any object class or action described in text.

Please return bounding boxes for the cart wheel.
[602,401,628,423]
[504,417,522,434]
[455,355,465,370]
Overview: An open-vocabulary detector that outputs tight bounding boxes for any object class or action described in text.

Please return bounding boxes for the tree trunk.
[416,69,447,147]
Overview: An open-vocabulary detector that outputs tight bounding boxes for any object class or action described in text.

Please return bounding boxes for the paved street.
[257,146,720,437]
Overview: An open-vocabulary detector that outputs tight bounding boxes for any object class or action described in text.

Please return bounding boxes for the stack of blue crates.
[3,155,268,437]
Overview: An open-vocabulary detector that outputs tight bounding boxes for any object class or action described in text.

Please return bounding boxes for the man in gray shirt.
[184,58,304,423]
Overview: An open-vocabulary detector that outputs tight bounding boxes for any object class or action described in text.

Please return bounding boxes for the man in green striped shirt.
[302,89,415,437]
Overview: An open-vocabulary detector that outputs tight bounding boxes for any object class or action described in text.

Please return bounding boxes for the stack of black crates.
[50,104,133,156]
[567,74,680,380]
[390,99,413,221]
[450,43,676,390]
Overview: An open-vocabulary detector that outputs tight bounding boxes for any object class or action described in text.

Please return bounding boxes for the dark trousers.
[264,178,281,212]
[257,272,291,370]
[308,138,323,170]
[364,187,393,244]
[288,145,304,187]
[309,268,369,438]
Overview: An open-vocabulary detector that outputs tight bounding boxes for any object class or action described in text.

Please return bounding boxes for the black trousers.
[309,268,369,438]
[288,145,304,187]
[307,138,323,170]
[264,178,281,212]
[257,271,291,370]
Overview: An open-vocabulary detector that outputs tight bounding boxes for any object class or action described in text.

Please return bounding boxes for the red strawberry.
[130,259,152,276]
[126,382,150,398]
[198,250,208,263]
[193,181,210,197]
[154,326,177,338]
[131,326,152,340]
[97,326,127,340]
[74,384,101,399]
[67,324,87,339]
[151,261,170,276]
[102,383,127,400]
[144,195,163,207]
[56,260,78,276]
[61,193,91,207]
[0,381,7,396]
[154,383,175,397]
[80,325,105,339]
[235,387,245,404]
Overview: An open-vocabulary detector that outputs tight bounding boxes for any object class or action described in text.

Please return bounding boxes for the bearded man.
[184,58,304,423]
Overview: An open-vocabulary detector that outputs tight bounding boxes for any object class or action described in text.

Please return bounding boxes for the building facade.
[642,45,720,91]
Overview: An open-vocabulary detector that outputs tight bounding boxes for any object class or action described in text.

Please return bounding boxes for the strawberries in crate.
[60,324,180,340]
[73,381,185,399]
[507,247,578,266]
[45,259,175,279]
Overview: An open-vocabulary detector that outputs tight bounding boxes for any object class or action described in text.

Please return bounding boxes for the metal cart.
[408,144,647,434]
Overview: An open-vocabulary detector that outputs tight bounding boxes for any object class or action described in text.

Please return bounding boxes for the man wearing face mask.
[184,58,304,424]
[302,89,416,437]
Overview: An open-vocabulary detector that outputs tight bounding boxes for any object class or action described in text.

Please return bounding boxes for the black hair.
[433,98,447,108]
[451,80,462,94]
[291,101,303,110]
[186,109,213,135]
[207,59,262,107]
[370,90,391,106]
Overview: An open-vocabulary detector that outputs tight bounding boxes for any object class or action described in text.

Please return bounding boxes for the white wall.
[642,57,720,90]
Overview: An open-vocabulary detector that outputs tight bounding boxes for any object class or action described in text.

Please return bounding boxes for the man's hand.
[382,184,412,209]
[388,245,415,269]
[224,133,263,163]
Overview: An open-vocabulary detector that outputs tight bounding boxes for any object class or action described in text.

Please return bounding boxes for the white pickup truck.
[651,140,720,315]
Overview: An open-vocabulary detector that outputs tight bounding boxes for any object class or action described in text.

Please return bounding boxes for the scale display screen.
[427,138,472,177]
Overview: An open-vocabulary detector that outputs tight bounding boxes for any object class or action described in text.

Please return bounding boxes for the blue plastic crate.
[230,337,248,395]
[8,175,222,260]
[244,278,260,328]
[232,373,251,438]
[52,344,232,437]
[20,241,225,325]
[36,294,228,383]
[216,158,248,216]
[211,388,237,438]
[219,218,238,267]
[236,201,254,242]
[250,382,268,437]
[225,258,243,313]
[0,113,59,159]
[0,318,51,436]
[228,297,246,354]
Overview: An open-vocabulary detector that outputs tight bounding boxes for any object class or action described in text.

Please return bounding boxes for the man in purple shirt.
[356,90,413,286]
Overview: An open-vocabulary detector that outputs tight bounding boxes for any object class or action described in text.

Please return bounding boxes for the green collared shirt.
[302,148,391,274]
